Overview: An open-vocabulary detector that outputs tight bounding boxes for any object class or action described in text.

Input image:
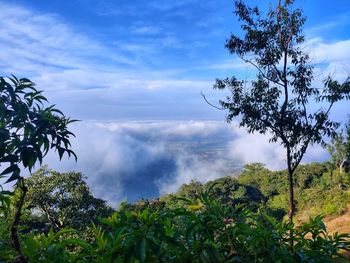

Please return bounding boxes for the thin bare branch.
[238,55,284,87]
[201,91,225,110]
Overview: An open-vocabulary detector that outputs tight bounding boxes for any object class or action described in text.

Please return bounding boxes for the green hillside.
[130,162,350,223]
[2,163,350,262]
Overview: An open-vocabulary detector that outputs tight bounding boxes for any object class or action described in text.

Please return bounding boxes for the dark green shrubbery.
[1,186,349,262]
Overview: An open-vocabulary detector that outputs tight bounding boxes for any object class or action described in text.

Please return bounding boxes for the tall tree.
[0,76,76,262]
[212,0,350,223]
[24,167,113,233]
[346,120,350,164]
[327,129,349,174]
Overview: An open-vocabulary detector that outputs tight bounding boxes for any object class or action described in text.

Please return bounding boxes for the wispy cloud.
[0,2,223,120]
[301,38,350,81]
[306,12,350,37]
[132,26,162,34]
[308,38,350,65]
[0,3,135,74]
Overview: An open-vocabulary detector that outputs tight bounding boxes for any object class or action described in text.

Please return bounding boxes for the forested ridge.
[1,162,350,262]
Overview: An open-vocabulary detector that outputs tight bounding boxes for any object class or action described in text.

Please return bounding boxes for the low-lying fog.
[43,120,328,207]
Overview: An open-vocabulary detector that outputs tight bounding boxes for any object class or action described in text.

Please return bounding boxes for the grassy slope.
[325,204,350,260]
[325,203,350,235]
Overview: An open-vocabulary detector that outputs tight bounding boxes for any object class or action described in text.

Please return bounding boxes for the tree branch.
[11,178,28,263]
[238,55,285,87]
[201,91,225,110]
[291,101,335,172]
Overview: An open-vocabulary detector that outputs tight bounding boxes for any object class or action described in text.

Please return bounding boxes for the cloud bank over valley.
[43,121,328,207]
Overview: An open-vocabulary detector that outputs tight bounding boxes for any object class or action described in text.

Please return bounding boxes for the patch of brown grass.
[324,204,350,261]
[295,204,350,260]
[324,204,350,235]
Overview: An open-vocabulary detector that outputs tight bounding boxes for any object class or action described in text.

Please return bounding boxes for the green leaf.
[5,169,20,183]
[57,147,65,160]
[57,238,92,251]
[0,154,18,163]
[139,238,147,263]
[1,164,18,175]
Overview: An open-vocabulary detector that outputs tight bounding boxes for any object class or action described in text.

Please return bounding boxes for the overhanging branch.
[201,91,225,110]
[238,55,284,87]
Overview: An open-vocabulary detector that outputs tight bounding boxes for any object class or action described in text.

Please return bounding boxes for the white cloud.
[208,59,251,71]
[156,155,229,195]
[43,121,169,207]
[132,26,161,34]
[96,120,226,137]
[308,38,350,65]
[0,2,222,121]
[227,123,330,170]
[300,38,350,81]
[1,119,330,206]
[0,3,133,74]
[40,120,329,207]
[228,129,286,170]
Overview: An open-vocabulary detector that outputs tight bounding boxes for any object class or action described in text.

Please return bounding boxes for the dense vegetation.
[1,0,350,262]
[1,162,350,262]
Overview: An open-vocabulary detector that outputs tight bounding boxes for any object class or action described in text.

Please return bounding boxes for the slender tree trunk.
[42,206,63,230]
[287,168,295,223]
[287,167,295,251]
[286,147,295,223]
[286,145,295,251]
[11,178,28,263]
[339,161,344,174]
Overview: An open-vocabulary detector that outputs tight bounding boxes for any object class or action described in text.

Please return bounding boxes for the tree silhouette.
[0,76,77,262]
[212,0,350,224]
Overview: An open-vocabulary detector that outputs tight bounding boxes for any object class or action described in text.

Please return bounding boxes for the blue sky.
[1,0,350,204]
[1,0,349,121]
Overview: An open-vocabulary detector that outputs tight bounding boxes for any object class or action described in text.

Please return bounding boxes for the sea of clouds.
[41,120,328,207]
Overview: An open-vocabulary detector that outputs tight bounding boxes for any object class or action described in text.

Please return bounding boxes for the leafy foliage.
[2,186,349,262]
[158,177,264,213]
[1,0,350,258]
[213,0,350,220]
[215,1,350,168]
[0,75,77,262]
[1,162,350,262]
[327,122,350,174]
[0,76,77,184]
[23,167,113,233]
[21,228,83,263]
